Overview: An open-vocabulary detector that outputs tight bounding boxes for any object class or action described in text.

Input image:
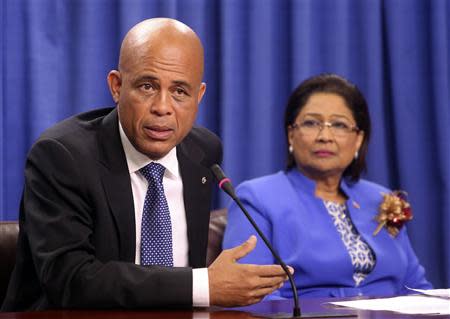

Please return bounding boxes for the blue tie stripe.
[139,162,173,267]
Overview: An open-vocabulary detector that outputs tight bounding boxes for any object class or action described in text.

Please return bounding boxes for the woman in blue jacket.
[222,74,431,299]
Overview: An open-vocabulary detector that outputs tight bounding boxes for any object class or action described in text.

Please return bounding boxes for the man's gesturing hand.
[208,235,292,307]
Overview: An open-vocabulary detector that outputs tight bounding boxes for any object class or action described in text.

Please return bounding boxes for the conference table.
[1,298,447,319]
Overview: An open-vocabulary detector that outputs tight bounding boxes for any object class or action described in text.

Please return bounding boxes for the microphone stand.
[211,164,356,318]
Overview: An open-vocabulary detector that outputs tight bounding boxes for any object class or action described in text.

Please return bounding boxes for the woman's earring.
[289,145,294,153]
[354,151,359,160]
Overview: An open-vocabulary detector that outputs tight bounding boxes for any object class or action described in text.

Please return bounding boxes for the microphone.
[211,164,356,319]
[211,164,301,318]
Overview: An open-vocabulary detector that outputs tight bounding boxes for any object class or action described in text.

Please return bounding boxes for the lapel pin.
[201,177,207,184]
[352,201,360,209]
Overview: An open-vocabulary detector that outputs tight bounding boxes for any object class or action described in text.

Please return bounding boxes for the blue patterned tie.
[139,162,173,266]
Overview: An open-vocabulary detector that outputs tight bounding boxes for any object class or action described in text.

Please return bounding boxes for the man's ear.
[197,82,206,104]
[107,70,122,104]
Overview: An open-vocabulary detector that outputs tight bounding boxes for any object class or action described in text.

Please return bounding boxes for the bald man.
[2,18,288,311]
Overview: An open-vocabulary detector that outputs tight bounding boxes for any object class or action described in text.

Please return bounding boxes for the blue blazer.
[222,169,432,299]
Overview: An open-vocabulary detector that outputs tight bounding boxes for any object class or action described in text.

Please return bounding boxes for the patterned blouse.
[324,201,376,286]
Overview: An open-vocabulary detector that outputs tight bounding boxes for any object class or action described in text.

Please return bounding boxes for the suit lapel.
[97,109,136,262]
[177,138,213,268]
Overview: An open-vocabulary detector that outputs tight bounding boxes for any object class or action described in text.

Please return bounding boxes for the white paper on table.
[405,287,450,299]
[329,295,450,315]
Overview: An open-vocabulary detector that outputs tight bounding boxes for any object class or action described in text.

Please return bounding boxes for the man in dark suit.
[2,18,288,311]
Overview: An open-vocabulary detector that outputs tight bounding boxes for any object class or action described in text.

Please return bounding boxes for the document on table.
[329,291,450,315]
[406,287,450,298]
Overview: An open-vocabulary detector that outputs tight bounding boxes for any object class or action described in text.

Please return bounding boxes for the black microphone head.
[210,164,227,182]
[210,164,236,198]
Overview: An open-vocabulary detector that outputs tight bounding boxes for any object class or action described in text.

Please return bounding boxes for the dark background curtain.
[1,0,449,289]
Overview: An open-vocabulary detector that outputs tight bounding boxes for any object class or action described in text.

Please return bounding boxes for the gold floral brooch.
[373,190,413,237]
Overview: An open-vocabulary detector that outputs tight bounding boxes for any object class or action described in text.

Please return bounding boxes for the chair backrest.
[206,208,227,266]
[0,221,19,306]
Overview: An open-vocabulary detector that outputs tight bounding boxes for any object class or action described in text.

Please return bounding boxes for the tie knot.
[140,162,166,183]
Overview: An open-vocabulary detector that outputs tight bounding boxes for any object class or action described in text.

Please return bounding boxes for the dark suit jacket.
[2,107,222,311]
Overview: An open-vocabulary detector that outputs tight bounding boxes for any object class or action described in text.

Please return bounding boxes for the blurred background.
[1,0,449,288]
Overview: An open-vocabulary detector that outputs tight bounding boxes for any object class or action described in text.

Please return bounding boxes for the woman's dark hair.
[284,73,371,182]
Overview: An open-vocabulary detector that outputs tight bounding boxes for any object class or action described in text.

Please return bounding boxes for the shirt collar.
[119,121,180,179]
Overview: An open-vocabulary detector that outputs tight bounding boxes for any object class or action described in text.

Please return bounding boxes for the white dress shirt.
[118,122,209,307]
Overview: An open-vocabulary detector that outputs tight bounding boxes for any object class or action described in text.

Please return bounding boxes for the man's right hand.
[208,235,292,307]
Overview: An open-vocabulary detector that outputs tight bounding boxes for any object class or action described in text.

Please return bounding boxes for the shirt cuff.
[192,268,210,307]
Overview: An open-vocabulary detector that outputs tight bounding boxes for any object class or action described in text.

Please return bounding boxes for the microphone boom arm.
[233,194,301,317]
